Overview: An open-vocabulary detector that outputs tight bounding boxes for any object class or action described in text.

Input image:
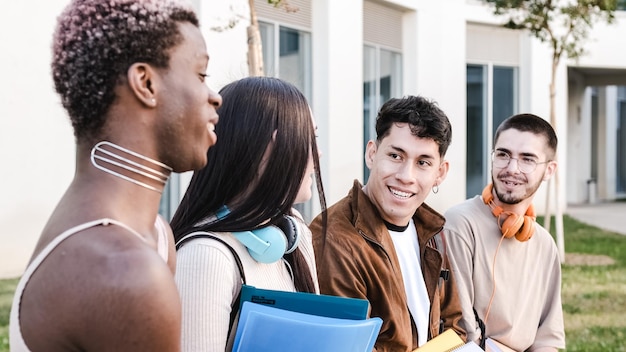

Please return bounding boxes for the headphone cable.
[483,232,506,325]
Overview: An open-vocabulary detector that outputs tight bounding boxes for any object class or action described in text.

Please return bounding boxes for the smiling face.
[491,128,557,210]
[363,123,448,226]
[155,22,222,172]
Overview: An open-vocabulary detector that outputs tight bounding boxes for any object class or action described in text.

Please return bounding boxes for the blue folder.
[239,284,370,320]
[232,301,382,352]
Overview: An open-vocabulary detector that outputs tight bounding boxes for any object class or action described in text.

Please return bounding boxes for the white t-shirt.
[389,219,431,347]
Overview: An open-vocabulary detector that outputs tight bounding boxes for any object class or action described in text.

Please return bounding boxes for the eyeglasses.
[491,150,550,174]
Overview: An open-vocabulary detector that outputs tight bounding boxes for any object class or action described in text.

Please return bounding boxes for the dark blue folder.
[238,284,370,320]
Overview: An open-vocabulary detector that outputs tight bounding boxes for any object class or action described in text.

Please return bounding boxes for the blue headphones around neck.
[216,206,300,263]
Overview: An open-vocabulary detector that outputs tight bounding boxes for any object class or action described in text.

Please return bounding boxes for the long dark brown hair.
[171,76,326,293]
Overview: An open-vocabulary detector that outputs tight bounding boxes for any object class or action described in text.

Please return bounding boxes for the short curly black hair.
[375,95,452,157]
[52,0,199,141]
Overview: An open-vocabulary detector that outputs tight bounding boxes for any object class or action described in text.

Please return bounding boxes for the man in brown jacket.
[310,95,465,351]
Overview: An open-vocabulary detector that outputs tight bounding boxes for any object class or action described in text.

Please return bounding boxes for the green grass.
[539,214,626,351]
[0,278,18,352]
[0,215,624,351]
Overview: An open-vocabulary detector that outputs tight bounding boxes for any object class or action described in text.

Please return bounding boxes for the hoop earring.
[432,184,439,194]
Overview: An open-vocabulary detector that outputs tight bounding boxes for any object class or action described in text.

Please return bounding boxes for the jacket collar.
[348,180,445,248]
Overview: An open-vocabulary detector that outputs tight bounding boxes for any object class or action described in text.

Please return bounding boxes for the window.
[591,87,599,183]
[466,64,518,198]
[363,45,402,181]
[617,87,626,193]
[260,21,312,101]
[158,174,181,221]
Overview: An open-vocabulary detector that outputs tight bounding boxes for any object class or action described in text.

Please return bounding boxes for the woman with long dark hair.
[171,76,326,351]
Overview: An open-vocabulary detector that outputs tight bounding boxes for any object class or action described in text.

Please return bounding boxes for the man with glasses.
[444,113,565,351]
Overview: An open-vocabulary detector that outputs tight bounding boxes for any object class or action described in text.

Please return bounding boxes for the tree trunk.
[546,53,565,263]
[555,168,565,263]
[247,0,265,77]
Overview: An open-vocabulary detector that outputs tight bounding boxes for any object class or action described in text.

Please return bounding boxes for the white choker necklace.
[90,141,173,193]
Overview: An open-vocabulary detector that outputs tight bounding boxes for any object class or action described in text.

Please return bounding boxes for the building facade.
[1,0,625,277]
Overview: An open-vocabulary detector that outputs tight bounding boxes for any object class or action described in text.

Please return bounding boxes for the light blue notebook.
[232,301,382,352]
[239,284,370,320]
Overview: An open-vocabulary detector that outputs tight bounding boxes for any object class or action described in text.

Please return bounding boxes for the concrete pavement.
[565,201,626,235]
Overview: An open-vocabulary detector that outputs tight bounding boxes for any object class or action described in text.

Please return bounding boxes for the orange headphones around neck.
[482,183,536,242]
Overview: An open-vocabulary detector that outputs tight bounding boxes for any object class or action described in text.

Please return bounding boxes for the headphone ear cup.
[515,216,535,242]
[217,206,296,263]
[483,184,537,242]
[500,213,524,239]
[233,226,287,264]
[275,215,300,254]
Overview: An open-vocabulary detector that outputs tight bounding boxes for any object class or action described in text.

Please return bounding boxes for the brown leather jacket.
[310,181,466,351]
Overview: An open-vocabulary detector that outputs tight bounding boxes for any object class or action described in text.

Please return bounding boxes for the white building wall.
[581,87,594,201]
[409,1,468,214]
[527,38,570,215]
[567,72,593,203]
[0,0,75,278]
[567,13,626,204]
[312,0,364,207]
[574,12,626,68]
[199,0,251,87]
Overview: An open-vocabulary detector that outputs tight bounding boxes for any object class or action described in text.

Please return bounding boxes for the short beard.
[496,188,523,205]
[493,176,542,205]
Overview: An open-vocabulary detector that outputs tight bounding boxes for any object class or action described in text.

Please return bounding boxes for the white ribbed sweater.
[175,214,319,352]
